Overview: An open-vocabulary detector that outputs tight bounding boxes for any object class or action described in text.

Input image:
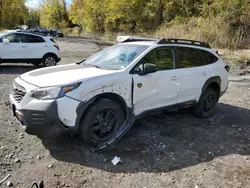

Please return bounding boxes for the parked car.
[50,29,64,37]
[0,30,61,66]
[9,36,229,152]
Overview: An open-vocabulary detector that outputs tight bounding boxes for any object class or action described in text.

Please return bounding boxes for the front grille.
[11,82,26,103]
[12,89,26,103]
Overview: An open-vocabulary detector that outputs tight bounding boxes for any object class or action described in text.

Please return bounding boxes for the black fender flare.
[200,76,221,101]
[73,93,129,132]
[202,76,221,92]
[72,94,135,153]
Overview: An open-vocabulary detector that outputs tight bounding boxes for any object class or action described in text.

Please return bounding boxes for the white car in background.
[0,30,61,66]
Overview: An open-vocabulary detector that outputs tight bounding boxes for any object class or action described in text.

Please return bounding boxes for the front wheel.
[79,99,125,146]
[42,55,57,67]
[194,88,218,118]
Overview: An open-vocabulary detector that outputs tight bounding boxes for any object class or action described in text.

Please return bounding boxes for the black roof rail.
[117,36,157,43]
[16,30,49,37]
[156,38,211,48]
[121,38,156,43]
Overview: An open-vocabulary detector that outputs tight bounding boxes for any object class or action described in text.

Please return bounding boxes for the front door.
[0,33,28,60]
[132,47,181,115]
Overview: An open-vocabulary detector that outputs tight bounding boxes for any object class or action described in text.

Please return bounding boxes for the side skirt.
[135,100,197,119]
[0,58,42,63]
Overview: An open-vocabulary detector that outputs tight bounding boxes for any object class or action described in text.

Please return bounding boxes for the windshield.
[83,44,149,70]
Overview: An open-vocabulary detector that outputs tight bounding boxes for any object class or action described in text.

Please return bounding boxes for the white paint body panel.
[20,64,118,87]
[0,42,27,59]
[210,60,229,92]
[67,71,132,108]
[133,69,181,115]
[57,97,80,127]
[177,65,212,103]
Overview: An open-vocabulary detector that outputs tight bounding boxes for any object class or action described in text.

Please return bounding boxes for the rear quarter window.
[26,35,45,43]
[200,50,219,64]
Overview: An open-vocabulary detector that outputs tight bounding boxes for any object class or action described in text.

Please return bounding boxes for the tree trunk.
[0,0,2,24]
[154,0,164,29]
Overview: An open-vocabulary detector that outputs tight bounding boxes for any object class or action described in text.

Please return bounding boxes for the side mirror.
[3,39,10,45]
[139,63,157,76]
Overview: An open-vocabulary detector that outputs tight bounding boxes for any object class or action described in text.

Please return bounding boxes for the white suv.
[9,36,229,152]
[0,30,61,66]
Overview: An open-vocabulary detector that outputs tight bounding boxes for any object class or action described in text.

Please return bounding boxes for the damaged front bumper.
[9,98,70,136]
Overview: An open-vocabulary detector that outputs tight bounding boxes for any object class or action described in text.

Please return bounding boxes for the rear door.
[132,46,181,115]
[175,46,212,103]
[0,33,28,60]
[26,34,47,59]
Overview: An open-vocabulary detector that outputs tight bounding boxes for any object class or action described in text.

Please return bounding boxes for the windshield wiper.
[89,64,104,69]
[75,58,86,65]
[80,61,104,69]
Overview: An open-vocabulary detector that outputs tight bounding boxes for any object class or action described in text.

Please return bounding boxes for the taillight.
[225,65,230,72]
[54,44,59,50]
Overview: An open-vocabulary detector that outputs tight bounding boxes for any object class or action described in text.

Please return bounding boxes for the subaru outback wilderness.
[9,36,229,152]
[0,30,61,66]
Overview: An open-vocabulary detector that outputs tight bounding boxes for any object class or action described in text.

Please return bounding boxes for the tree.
[0,0,28,28]
[40,0,69,29]
[25,9,40,26]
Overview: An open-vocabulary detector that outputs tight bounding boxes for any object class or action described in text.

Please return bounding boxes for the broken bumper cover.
[9,99,69,136]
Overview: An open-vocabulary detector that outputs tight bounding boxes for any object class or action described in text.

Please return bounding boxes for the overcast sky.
[25,0,72,8]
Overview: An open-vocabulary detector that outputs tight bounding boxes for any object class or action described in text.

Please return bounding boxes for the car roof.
[118,41,156,46]
[0,31,52,40]
[16,31,48,37]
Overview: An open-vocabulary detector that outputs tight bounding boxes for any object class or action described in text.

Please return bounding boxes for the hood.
[20,64,117,87]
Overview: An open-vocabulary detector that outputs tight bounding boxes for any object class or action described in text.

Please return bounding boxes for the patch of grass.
[218,49,250,69]
[63,28,81,36]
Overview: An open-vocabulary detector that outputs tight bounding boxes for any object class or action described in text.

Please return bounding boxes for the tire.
[194,88,218,118]
[79,99,125,146]
[42,55,57,67]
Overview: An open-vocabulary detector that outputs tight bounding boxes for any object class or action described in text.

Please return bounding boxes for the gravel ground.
[0,37,250,188]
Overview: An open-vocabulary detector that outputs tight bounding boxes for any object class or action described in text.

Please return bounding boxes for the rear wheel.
[42,55,57,67]
[79,99,125,146]
[194,88,218,118]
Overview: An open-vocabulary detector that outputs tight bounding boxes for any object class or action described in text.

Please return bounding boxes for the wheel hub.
[204,95,213,112]
[92,110,118,139]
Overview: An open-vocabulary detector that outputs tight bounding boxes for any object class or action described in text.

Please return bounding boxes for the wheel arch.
[202,76,221,100]
[42,52,59,62]
[74,92,129,131]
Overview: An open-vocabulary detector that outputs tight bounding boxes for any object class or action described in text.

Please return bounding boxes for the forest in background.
[0,0,250,49]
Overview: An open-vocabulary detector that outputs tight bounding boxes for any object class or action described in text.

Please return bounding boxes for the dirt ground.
[0,37,250,188]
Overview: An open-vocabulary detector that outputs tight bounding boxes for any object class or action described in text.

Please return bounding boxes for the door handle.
[202,72,208,76]
[171,76,179,80]
[21,46,26,48]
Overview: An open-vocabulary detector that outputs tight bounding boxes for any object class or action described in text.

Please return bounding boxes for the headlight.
[31,82,81,100]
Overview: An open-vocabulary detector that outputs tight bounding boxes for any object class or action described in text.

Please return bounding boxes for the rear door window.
[177,47,207,68]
